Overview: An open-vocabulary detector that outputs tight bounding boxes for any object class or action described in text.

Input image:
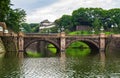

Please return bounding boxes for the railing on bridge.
[24,33,101,39]
[66,34,100,38]
[1,31,120,39]
[111,34,120,38]
[25,33,59,38]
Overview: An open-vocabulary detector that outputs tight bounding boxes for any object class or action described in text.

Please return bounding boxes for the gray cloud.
[11,0,120,23]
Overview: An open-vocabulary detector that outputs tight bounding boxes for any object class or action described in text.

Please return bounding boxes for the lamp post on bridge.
[0,26,3,36]
[20,27,24,32]
[18,27,24,37]
[91,29,95,35]
[57,26,65,33]
[0,22,9,36]
[57,26,66,52]
[4,29,8,33]
[0,26,9,36]
[57,26,65,37]
[45,29,51,34]
[61,26,64,32]
[46,30,48,34]
[100,26,104,33]
[48,29,51,34]
[4,29,9,36]
[57,28,61,33]
[111,23,118,34]
[18,26,24,53]
[99,26,105,52]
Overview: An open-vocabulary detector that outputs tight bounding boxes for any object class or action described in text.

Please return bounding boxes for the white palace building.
[39,19,55,32]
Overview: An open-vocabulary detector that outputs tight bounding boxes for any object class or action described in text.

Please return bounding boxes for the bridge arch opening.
[24,39,60,57]
[66,39,99,57]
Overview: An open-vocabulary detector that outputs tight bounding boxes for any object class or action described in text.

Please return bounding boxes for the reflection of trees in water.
[66,41,100,57]
[65,56,105,77]
[0,57,21,78]
[65,51,120,78]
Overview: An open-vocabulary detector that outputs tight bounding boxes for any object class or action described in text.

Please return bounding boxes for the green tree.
[55,8,120,33]
[107,8,120,33]
[6,9,26,32]
[55,15,73,31]
[108,9,120,26]
[21,23,39,33]
[0,0,11,21]
[92,18,101,29]
[29,23,39,33]
[72,8,92,26]
[72,8,106,27]
[0,0,26,32]
[21,23,31,33]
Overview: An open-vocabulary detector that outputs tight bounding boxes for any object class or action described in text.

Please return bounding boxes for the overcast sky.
[11,0,120,23]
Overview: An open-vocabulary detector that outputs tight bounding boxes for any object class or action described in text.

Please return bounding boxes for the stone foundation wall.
[106,38,120,57]
[107,38,120,51]
[0,38,6,56]
[1,36,18,56]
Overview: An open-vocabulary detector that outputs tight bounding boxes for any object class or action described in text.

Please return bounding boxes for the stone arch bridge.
[18,32,120,54]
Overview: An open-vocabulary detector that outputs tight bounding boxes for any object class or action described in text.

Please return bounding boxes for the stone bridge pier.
[60,32,66,52]
[99,33,106,52]
[18,32,24,52]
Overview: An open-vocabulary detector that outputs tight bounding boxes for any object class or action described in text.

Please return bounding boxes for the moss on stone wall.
[106,38,120,58]
[107,38,120,51]
[0,38,6,57]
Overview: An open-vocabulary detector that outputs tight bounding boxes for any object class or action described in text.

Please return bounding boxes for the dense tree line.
[55,8,120,33]
[21,23,39,33]
[0,0,26,32]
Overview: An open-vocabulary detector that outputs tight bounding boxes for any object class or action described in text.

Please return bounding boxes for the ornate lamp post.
[4,29,8,33]
[57,26,65,33]
[0,26,3,32]
[0,26,3,36]
[46,30,48,34]
[20,27,24,32]
[19,27,24,37]
[91,29,95,34]
[4,29,9,36]
[100,26,104,33]
[48,29,51,34]
[57,28,61,33]
[61,26,64,32]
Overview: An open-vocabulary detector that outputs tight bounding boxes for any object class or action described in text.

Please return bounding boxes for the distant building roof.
[41,19,50,23]
[39,19,55,30]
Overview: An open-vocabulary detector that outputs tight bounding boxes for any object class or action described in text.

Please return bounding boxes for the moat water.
[0,50,120,78]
